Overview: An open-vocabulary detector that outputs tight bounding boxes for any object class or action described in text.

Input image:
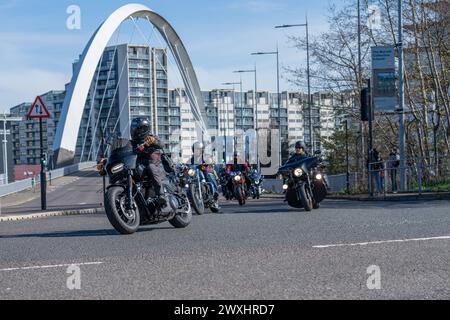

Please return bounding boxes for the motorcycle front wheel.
[189,183,205,215]
[105,186,140,235]
[235,185,245,206]
[298,183,313,212]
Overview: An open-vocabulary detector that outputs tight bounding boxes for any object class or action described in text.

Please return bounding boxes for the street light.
[233,69,259,171]
[1,114,21,185]
[222,82,242,163]
[275,18,314,153]
[251,48,282,166]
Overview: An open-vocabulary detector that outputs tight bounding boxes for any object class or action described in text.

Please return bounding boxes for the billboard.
[371,47,398,112]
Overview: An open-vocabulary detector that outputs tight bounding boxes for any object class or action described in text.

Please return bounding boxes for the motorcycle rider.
[226,153,251,194]
[130,118,173,205]
[288,141,309,163]
[190,141,219,198]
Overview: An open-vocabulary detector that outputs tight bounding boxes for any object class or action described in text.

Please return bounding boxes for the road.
[0,197,449,300]
[1,169,103,215]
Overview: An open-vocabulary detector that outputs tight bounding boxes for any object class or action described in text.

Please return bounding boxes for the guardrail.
[0,162,96,198]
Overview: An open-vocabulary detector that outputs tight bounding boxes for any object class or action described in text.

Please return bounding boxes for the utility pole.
[398,0,407,191]
[2,114,8,185]
[275,18,312,153]
[345,119,350,194]
[305,16,313,153]
[367,78,374,196]
[357,0,365,182]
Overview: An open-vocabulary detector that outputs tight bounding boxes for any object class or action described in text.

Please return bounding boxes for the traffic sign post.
[28,96,51,211]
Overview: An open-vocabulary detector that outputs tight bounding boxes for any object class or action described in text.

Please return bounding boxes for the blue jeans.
[373,171,382,193]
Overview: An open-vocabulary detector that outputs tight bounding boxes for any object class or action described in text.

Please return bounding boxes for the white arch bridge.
[53,3,207,167]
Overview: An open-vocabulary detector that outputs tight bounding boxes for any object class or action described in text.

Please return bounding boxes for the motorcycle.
[230,171,248,206]
[279,151,328,212]
[249,170,263,200]
[219,172,233,200]
[183,164,220,215]
[98,138,192,234]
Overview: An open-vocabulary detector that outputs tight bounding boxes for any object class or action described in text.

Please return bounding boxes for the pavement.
[0,168,104,221]
[0,197,449,300]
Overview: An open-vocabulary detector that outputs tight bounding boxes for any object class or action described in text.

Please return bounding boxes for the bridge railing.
[0,162,97,198]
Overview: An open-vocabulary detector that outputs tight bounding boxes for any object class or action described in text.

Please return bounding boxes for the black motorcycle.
[249,170,263,200]
[183,164,220,215]
[98,138,192,234]
[279,152,328,211]
[219,172,233,200]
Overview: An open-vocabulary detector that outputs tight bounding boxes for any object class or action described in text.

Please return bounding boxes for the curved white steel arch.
[53,3,207,166]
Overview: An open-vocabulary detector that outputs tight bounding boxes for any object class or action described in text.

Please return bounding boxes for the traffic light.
[41,153,47,166]
[360,88,370,122]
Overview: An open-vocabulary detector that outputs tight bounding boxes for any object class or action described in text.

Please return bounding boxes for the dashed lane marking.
[313,235,450,249]
[0,261,103,272]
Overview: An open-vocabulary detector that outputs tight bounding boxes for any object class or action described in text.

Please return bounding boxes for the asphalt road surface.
[1,169,103,215]
[0,197,449,300]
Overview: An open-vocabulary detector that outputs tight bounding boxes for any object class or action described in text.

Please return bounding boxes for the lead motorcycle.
[98,138,192,234]
[279,151,328,211]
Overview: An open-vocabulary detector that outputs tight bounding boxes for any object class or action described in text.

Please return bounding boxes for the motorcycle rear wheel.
[169,196,192,228]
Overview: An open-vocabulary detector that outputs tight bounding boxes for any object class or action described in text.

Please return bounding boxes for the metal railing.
[366,154,450,195]
[0,162,96,198]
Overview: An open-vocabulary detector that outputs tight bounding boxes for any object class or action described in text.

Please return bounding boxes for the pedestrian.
[370,148,383,195]
[387,147,400,193]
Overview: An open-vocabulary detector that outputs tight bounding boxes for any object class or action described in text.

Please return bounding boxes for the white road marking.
[313,236,450,249]
[0,261,103,272]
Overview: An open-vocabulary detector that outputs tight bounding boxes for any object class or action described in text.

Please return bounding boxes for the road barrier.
[0,162,96,198]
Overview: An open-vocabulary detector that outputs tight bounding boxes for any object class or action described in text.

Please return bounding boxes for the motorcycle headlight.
[283,184,289,190]
[234,175,242,182]
[316,173,323,180]
[188,169,196,177]
[294,168,303,177]
[111,163,124,174]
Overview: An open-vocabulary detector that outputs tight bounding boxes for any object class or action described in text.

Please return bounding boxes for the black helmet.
[295,141,305,150]
[130,118,151,142]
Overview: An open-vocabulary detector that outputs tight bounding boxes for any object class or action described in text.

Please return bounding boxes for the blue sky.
[0,0,340,112]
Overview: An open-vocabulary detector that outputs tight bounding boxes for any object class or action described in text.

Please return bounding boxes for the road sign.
[27,96,51,119]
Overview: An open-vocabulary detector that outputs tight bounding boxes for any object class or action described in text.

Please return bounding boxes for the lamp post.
[275,17,313,153]
[0,114,21,185]
[233,69,259,171]
[251,48,282,166]
[397,0,406,191]
[222,82,242,163]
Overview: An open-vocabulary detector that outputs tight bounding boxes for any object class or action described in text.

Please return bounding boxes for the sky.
[0,0,340,112]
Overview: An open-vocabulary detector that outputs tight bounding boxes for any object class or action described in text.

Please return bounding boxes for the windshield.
[108,136,132,156]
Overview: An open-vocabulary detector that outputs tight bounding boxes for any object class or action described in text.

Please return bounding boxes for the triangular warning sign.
[27,96,51,119]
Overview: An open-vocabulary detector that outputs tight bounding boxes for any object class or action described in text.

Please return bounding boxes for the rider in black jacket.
[130,118,173,203]
[288,141,309,163]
